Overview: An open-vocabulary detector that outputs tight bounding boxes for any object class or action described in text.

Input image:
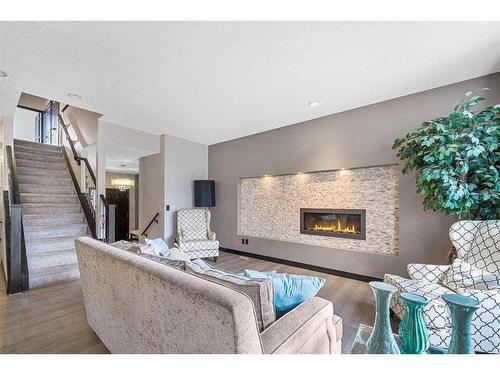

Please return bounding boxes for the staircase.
[14,139,89,288]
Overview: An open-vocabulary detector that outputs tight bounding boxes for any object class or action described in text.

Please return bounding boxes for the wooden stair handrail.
[5,145,21,204]
[58,113,96,186]
[141,212,160,236]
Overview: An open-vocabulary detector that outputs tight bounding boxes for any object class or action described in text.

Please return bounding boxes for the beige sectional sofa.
[75,237,342,354]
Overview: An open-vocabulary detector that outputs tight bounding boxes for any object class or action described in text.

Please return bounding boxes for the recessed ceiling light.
[67,93,82,100]
[0,70,8,78]
[308,101,320,107]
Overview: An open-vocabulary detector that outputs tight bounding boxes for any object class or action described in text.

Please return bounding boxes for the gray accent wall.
[208,73,500,278]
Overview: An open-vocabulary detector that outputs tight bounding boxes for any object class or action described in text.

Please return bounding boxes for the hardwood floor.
[215,252,378,354]
[0,251,380,354]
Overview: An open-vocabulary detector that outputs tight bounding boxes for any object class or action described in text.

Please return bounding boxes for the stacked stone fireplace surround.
[239,165,400,255]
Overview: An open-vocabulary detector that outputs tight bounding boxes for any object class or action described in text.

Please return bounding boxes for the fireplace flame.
[312,220,359,234]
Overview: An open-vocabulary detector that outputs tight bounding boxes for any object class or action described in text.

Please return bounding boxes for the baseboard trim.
[220,247,382,282]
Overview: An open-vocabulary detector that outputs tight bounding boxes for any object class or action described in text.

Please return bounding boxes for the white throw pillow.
[138,243,156,255]
[465,221,500,273]
[182,228,207,241]
[144,237,169,256]
[443,259,500,292]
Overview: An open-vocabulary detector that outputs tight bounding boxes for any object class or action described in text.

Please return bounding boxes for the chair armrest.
[408,263,450,283]
[260,297,338,354]
[207,231,216,241]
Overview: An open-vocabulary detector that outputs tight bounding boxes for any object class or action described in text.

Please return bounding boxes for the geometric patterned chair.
[174,208,220,261]
[384,220,500,353]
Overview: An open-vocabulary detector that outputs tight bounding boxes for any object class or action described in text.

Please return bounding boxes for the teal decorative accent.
[366,281,400,354]
[442,293,480,354]
[398,292,429,354]
[244,269,325,318]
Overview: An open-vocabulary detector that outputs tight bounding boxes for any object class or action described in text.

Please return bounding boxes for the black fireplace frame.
[300,208,366,240]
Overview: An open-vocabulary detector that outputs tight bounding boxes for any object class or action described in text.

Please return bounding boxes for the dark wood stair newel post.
[8,204,23,294]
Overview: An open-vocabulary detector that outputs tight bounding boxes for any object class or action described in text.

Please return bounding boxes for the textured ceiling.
[1,22,500,145]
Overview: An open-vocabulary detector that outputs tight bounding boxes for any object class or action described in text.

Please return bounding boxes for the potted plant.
[393,89,500,259]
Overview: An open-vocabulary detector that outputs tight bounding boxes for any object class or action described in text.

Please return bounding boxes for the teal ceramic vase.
[366,281,400,354]
[398,292,429,354]
[442,293,480,354]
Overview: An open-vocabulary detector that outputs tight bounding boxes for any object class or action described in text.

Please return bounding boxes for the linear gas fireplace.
[300,208,366,240]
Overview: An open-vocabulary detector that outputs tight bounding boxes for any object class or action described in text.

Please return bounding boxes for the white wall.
[97,119,161,239]
[163,135,208,245]
[139,153,164,239]
[138,134,208,245]
[13,107,38,142]
[62,106,101,148]
[99,120,160,154]
[0,116,7,282]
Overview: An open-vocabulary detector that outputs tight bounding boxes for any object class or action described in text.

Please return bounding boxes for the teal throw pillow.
[244,269,325,318]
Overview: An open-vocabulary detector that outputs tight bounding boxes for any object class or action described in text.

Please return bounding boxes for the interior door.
[42,101,60,145]
[105,188,130,241]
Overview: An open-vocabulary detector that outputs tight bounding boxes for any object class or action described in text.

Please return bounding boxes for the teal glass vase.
[398,292,429,354]
[442,293,480,354]
[366,281,400,354]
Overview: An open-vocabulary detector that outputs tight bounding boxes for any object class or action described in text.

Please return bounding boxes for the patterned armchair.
[174,208,219,260]
[384,220,500,353]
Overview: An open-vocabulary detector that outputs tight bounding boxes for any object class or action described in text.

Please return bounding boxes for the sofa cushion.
[443,259,500,292]
[182,228,207,241]
[186,258,211,272]
[465,221,500,273]
[185,260,276,331]
[110,240,155,255]
[139,253,188,270]
[167,247,191,261]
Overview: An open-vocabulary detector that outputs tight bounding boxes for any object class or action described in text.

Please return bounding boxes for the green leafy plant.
[393,89,500,220]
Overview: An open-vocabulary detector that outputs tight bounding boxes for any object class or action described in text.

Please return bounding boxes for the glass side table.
[351,324,446,354]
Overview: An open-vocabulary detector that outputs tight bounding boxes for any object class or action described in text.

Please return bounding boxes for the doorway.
[15,100,60,145]
[39,101,60,145]
[105,188,130,241]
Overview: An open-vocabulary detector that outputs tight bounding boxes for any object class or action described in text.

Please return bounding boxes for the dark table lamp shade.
[194,180,215,207]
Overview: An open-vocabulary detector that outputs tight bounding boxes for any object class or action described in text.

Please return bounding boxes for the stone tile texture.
[239,165,400,255]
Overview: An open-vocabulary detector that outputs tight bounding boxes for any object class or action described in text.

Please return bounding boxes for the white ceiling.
[1,22,500,145]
